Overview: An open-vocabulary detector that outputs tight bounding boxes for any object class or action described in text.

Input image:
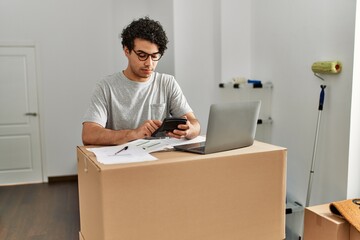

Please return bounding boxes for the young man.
[82,17,200,145]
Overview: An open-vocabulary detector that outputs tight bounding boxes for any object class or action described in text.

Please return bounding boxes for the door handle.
[25,112,38,117]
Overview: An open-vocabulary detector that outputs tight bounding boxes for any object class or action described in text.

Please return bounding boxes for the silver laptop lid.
[204,101,261,154]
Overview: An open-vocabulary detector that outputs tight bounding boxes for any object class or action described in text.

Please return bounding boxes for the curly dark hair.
[121,17,168,55]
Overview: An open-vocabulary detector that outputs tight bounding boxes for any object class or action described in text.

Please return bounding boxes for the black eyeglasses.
[132,50,162,61]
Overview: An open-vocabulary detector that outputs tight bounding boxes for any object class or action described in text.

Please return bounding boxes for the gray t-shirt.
[83,71,193,130]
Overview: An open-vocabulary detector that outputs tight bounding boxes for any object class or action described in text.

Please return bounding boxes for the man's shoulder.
[96,72,122,88]
[102,72,122,82]
[155,72,173,78]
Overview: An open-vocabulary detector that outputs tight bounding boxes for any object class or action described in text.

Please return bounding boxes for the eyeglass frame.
[132,49,163,61]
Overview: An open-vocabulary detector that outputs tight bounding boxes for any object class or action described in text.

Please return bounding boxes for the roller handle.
[318,85,326,111]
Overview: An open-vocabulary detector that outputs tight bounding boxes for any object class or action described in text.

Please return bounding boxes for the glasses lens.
[353,199,360,205]
[151,53,162,61]
[136,52,148,61]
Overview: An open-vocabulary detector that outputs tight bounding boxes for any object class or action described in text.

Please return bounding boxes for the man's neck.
[123,69,150,83]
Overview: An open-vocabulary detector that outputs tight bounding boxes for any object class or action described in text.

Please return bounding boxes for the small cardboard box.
[77,141,287,240]
[304,204,360,240]
[351,226,360,240]
[304,204,349,240]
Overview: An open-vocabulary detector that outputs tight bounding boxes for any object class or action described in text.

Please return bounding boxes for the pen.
[114,146,128,155]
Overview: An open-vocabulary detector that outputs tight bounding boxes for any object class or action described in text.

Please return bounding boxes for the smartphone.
[151,117,187,137]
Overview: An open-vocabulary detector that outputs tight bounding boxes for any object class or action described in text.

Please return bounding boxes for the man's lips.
[141,68,152,74]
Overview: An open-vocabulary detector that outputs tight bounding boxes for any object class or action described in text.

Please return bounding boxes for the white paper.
[86,136,206,165]
[134,135,206,153]
[87,145,157,165]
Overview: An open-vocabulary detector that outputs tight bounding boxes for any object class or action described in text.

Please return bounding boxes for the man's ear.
[124,47,130,57]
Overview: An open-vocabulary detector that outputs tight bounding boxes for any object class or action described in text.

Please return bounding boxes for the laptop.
[174,101,261,154]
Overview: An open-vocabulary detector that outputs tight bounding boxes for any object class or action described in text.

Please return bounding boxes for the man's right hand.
[131,119,162,139]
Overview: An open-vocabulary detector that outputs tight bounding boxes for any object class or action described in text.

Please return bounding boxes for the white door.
[0,46,43,185]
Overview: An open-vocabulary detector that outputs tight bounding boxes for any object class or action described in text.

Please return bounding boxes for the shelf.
[286,201,303,214]
[257,117,273,125]
[219,82,273,89]
[218,81,273,143]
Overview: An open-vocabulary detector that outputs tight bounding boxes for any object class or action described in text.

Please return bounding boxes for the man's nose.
[144,56,154,66]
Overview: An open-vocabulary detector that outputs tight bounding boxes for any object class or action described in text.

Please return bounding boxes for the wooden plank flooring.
[0,181,80,240]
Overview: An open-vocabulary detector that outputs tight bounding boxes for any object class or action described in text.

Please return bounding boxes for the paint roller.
[311,61,342,80]
[306,60,342,207]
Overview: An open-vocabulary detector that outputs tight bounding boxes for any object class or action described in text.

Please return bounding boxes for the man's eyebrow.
[135,49,160,54]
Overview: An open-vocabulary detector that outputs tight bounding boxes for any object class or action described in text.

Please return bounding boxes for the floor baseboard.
[48,175,78,183]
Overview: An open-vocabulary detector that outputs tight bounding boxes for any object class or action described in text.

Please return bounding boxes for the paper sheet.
[87,145,157,164]
[86,136,206,165]
[135,135,206,153]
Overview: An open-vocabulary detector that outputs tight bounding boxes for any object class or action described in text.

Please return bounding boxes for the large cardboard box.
[304,204,360,240]
[79,232,85,240]
[77,141,287,240]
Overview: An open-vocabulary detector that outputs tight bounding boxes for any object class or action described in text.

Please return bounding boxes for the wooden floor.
[0,181,80,240]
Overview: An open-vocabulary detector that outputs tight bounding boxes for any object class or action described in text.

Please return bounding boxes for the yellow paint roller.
[306,60,342,206]
[311,61,342,74]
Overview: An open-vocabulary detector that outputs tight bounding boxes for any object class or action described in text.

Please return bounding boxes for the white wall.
[0,0,173,177]
[0,0,114,176]
[251,0,356,206]
[220,0,251,81]
[173,0,221,130]
[348,0,360,199]
[248,1,357,237]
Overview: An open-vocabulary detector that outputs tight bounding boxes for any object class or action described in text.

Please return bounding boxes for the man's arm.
[82,120,162,145]
[167,112,201,140]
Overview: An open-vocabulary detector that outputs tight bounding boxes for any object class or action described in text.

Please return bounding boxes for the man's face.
[124,38,161,82]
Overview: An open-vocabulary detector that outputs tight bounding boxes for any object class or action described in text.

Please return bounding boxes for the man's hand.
[166,113,200,139]
[82,115,198,145]
[82,120,162,146]
[131,120,162,139]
